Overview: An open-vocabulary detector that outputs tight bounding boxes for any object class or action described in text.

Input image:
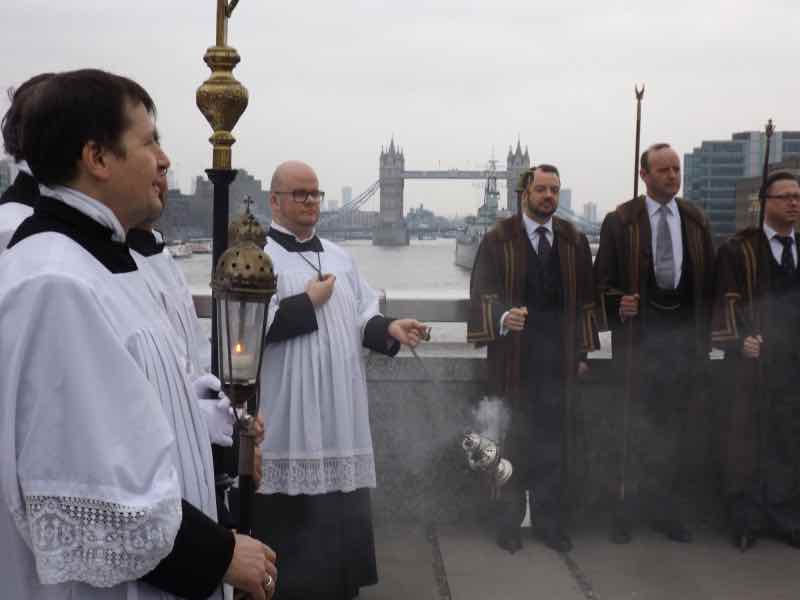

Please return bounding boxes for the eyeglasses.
[767,193,800,203]
[274,190,325,204]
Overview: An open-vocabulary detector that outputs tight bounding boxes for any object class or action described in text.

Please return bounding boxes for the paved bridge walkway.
[362,522,800,600]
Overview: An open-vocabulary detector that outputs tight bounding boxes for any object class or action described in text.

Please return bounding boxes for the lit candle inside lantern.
[230,341,256,382]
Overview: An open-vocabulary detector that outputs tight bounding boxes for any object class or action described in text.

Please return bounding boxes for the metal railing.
[192,291,470,322]
[192,292,616,359]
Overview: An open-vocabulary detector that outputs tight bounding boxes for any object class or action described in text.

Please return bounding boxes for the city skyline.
[1,1,798,218]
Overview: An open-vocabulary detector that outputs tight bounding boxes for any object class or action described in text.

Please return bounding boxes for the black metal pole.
[753,119,774,538]
[207,168,237,375]
[758,119,775,231]
[207,167,238,529]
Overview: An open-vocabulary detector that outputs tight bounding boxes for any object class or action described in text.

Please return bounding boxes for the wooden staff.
[619,84,645,504]
[751,119,774,547]
[758,119,775,230]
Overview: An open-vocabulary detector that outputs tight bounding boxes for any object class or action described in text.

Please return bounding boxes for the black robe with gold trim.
[711,227,800,506]
[467,213,599,503]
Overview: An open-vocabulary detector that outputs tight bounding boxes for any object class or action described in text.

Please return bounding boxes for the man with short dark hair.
[468,164,599,554]
[711,170,800,551]
[0,69,276,600]
[0,72,53,250]
[595,143,715,545]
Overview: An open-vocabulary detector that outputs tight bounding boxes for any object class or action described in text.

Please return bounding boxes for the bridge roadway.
[402,169,509,180]
[193,294,791,599]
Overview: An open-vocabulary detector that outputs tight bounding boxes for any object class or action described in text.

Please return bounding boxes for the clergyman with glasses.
[711,170,800,551]
[251,160,428,599]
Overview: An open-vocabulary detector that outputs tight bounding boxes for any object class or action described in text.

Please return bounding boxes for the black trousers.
[251,489,377,600]
[619,309,694,522]
[730,372,800,535]
[500,373,565,533]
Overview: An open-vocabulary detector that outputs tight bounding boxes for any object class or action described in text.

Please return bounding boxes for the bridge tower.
[505,140,530,212]
[373,137,410,246]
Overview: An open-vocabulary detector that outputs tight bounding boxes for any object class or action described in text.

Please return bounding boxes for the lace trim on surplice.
[261,454,376,495]
[12,494,181,587]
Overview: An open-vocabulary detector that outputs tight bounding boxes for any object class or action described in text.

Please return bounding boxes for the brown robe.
[711,227,800,497]
[467,214,599,502]
[593,196,715,498]
[594,196,714,352]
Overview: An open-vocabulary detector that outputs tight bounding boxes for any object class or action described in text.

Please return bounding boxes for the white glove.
[194,374,235,447]
[194,372,223,399]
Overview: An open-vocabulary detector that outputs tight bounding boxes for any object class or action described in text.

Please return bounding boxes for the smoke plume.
[473,396,510,442]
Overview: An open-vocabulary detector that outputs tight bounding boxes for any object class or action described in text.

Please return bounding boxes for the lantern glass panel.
[216,294,268,386]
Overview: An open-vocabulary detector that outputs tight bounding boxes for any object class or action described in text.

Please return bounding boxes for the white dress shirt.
[646,195,683,288]
[523,212,553,253]
[763,222,798,267]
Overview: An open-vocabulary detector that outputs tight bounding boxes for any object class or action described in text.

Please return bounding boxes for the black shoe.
[734,529,758,552]
[537,527,573,553]
[496,529,523,554]
[610,517,632,544]
[652,520,693,543]
[786,530,800,549]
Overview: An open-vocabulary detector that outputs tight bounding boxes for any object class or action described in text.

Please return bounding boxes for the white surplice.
[0,162,35,252]
[0,188,216,599]
[257,225,381,496]
[0,201,33,250]
[131,239,211,378]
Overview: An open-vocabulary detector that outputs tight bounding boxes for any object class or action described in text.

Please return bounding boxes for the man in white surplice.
[0,69,276,600]
[251,161,427,600]
[0,73,53,252]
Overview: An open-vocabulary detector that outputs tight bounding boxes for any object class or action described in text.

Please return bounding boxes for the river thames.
[181,237,471,297]
[180,237,472,343]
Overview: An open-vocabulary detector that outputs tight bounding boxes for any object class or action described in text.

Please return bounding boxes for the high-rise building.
[684,130,800,243]
[0,159,13,195]
[342,185,353,208]
[560,188,572,211]
[582,201,597,223]
[166,168,179,192]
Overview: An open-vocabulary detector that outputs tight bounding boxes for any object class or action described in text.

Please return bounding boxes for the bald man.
[251,161,427,600]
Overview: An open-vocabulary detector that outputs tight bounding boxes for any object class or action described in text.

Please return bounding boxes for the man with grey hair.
[252,160,427,600]
[595,143,714,545]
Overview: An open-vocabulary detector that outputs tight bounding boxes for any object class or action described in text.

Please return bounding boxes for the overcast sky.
[2,0,797,216]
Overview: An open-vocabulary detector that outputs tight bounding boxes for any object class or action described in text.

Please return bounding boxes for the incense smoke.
[473,396,510,443]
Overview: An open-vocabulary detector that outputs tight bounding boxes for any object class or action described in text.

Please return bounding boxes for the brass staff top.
[216,0,240,46]
[198,0,249,170]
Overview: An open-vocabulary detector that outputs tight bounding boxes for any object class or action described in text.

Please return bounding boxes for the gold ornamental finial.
[212,241,277,298]
[229,196,267,247]
[197,0,249,170]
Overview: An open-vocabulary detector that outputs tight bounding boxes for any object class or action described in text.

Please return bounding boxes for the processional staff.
[619,84,645,505]
[197,0,266,543]
[749,118,775,552]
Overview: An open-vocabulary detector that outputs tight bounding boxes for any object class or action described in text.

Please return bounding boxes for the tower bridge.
[319,137,600,243]
[374,137,531,245]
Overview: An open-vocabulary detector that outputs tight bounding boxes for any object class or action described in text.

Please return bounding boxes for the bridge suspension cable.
[319,180,380,223]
